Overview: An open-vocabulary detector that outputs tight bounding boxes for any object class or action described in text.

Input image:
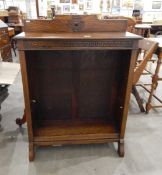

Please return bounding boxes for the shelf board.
[33,120,119,144]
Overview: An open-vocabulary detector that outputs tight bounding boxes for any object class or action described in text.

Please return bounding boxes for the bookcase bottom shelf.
[28,120,124,161]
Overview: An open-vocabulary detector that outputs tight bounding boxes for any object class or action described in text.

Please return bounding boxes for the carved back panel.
[24,15,127,33]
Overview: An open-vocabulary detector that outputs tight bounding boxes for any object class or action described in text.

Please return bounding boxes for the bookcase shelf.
[33,120,118,144]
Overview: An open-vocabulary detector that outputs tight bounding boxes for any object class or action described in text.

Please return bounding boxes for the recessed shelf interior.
[25,49,131,140]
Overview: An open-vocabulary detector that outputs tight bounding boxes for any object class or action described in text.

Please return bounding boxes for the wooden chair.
[122,16,136,33]
[132,39,158,112]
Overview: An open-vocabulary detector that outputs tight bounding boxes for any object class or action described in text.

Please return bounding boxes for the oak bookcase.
[15,15,142,161]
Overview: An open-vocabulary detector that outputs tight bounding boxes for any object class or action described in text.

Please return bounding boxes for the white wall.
[39,0,47,16]
[142,0,162,22]
[48,0,101,15]
[26,0,37,19]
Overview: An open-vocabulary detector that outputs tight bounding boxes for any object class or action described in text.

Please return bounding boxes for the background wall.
[142,0,162,22]
[0,0,162,22]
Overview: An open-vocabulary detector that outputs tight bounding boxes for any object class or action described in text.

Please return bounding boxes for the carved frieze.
[23,39,135,50]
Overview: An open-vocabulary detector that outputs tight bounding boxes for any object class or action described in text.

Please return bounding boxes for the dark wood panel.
[25,50,127,123]
[26,51,73,120]
[114,50,131,129]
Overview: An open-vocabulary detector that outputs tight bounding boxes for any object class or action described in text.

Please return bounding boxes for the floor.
[0,52,162,175]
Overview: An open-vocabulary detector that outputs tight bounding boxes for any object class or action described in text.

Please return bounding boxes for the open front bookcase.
[15,15,142,161]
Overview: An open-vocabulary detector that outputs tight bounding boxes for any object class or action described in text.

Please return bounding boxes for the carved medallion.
[70,16,84,32]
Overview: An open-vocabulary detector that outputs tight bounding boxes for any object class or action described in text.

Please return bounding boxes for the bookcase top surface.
[15,31,142,40]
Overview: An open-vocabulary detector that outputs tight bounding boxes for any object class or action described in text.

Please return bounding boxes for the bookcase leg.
[118,139,124,157]
[29,142,35,161]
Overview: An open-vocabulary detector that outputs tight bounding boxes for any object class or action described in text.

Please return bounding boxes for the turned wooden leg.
[132,86,145,112]
[29,142,35,161]
[118,139,124,157]
[11,39,17,56]
[16,109,26,127]
[146,75,158,112]
[146,103,152,114]
[0,113,2,131]
[0,105,2,131]
[146,56,162,113]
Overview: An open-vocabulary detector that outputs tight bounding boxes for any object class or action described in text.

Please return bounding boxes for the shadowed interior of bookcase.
[25,49,131,140]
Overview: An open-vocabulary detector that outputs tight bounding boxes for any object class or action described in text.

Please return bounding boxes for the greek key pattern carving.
[24,40,134,50]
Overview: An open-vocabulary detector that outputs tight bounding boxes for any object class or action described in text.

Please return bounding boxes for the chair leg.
[132,86,145,112]
[16,109,26,127]
[11,39,16,57]
[0,106,2,131]
[146,57,161,113]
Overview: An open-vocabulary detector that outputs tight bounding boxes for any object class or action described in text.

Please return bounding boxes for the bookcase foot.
[29,142,35,161]
[118,139,124,157]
